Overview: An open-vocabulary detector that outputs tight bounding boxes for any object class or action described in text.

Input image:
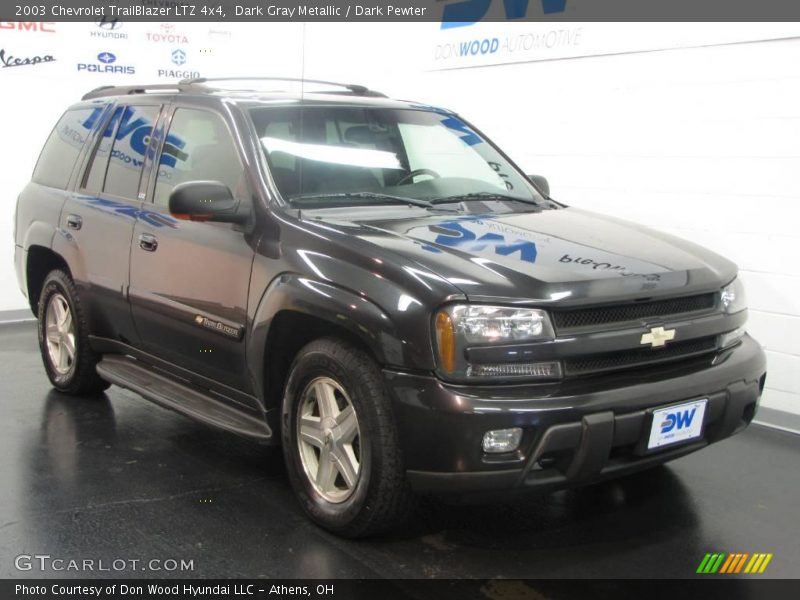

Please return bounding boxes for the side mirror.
[168,181,248,224]
[527,174,550,197]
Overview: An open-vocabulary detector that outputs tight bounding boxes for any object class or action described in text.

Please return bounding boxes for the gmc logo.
[441,0,567,29]
[0,22,56,33]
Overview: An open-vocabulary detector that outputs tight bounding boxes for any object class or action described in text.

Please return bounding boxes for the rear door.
[128,103,257,393]
[63,102,166,344]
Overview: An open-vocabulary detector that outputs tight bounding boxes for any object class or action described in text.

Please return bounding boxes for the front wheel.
[282,338,415,537]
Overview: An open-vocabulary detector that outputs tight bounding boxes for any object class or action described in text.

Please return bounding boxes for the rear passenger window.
[154,108,244,207]
[32,108,94,189]
[102,105,160,200]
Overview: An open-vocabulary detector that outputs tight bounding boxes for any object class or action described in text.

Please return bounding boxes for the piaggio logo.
[697,552,773,574]
[441,0,567,29]
[171,49,186,65]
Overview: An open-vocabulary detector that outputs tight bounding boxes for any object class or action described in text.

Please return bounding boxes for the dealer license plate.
[647,399,707,450]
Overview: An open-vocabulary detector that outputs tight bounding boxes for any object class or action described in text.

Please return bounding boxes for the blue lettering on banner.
[442,0,568,29]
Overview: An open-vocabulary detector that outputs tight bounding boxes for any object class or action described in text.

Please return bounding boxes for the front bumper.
[384,334,766,494]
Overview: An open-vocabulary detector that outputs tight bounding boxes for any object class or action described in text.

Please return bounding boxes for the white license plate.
[647,399,707,450]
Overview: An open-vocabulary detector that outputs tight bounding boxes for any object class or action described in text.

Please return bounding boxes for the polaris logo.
[77,51,135,75]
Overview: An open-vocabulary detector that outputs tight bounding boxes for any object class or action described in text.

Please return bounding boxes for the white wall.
[1,22,798,418]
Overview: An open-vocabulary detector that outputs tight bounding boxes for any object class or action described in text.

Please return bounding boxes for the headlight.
[434,304,558,381]
[721,278,747,314]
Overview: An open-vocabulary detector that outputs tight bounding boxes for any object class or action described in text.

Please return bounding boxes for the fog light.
[482,427,523,453]
[720,326,746,349]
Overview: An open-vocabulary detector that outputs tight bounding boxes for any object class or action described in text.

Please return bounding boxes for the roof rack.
[81,77,386,101]
[81,83,191,100]
[182,77,387,97]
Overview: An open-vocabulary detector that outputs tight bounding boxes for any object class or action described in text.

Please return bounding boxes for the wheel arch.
[247,274,411,413]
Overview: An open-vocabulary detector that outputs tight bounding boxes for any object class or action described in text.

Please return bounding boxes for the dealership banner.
[428,22,800,69]
[3,0,800,22]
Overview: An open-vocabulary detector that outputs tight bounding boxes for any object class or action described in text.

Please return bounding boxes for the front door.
[128,105,256,392]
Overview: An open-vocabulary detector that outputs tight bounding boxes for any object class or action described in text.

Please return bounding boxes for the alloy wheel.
[296,376,361,503]
[45,293,76,376]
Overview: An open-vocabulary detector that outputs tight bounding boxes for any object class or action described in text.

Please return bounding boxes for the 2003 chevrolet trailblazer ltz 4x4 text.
[14,78,766,537]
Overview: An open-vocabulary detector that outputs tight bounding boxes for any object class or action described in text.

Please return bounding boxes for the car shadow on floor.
[29,390,698,565]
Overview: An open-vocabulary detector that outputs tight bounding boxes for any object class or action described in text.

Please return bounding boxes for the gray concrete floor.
[0,321,797,579]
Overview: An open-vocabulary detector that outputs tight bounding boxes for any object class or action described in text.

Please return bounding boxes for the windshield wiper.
[288,192,433,208]
[431,192,543,207]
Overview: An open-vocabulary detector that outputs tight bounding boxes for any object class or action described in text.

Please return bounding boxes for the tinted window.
[154,108,244,207]
[82,106,122,194]
[32,108,94,189]
[103,105,160,200]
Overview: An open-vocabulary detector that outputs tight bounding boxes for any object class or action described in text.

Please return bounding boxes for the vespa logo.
[640,326,676,348]
[441,0,568,29]
[660,407,696,434]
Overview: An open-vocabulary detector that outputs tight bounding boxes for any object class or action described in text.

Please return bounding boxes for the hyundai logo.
[97,52,116,64]
[96,17,122,30]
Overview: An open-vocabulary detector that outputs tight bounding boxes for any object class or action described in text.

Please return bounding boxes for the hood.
[306,206,737,307]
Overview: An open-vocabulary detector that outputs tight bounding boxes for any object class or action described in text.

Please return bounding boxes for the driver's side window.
[154,108,245,208]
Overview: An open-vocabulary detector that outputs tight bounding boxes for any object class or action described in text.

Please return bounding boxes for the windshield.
[248,106,543,208]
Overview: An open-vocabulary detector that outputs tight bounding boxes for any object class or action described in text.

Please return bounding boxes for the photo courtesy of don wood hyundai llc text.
[0,1,799,598]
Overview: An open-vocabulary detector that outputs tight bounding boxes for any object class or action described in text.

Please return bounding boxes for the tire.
[282,337,415,537]
[37,269,110,395]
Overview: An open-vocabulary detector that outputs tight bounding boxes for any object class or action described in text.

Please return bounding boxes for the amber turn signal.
[435,311,456,373]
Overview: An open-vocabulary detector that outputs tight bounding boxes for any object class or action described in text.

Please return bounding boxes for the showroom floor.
[0,320,797,581]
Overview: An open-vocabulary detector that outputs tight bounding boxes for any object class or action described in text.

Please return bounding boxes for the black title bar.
[3,0,800,23]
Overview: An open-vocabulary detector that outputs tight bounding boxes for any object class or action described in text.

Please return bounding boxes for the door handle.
[138,233,158,252]
[66,214,82,230]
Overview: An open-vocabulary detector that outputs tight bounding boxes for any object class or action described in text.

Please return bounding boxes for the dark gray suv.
[14,78,766,537]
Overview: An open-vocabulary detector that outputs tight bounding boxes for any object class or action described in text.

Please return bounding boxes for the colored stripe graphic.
[697,553,726,573]
[699,552,772,574]
[734,553,750,573]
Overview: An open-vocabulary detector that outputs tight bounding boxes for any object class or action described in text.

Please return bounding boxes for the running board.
[96,355,272,441]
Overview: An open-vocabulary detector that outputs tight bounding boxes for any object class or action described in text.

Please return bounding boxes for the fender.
[246,273,412,403]
[22,220,57,254]
[50,226,89,285]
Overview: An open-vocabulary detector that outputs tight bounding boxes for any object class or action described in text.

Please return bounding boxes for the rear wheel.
[37,269,110,395]
[282,338,415,537]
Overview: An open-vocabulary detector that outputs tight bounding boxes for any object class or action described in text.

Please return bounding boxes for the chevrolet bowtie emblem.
[641,326,676,348]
